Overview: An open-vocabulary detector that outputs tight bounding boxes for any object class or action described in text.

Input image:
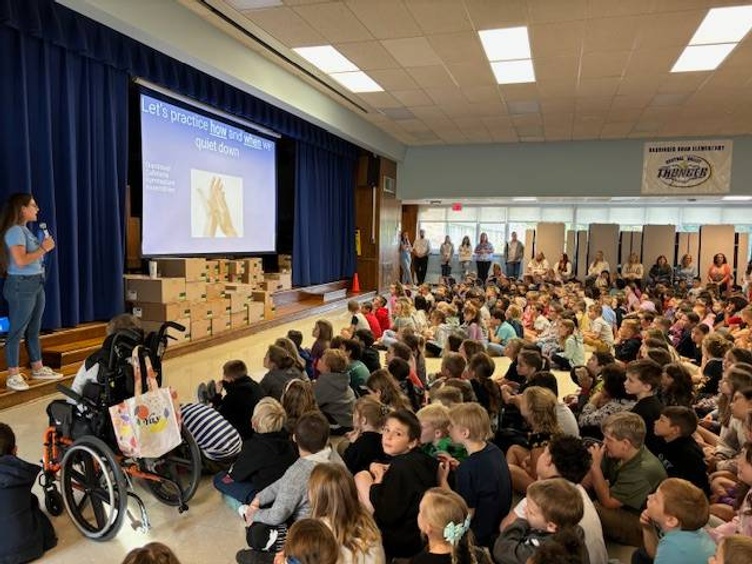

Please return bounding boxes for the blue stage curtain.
[294,142,356,286]
[0,0,361,326]
[0,16,128,328]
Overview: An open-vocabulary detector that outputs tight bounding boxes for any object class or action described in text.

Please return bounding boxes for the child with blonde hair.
[413,488,491,564]
[711,535,752,564]
[438,403,512,548]
[506,387,561,493]
[416,403,466,461]
[308,463,385,564]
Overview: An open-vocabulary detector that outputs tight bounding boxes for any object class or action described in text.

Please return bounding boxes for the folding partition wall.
[533,223,566,266]
[641,225,677,268]
[699,225,736,283]
[588,224,620,274]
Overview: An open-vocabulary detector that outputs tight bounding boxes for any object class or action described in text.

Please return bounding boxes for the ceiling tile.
[512,113,544,126]
[542,112,574,126]
[723,42,752,68]
[293,2,373,42]
[575,96,613,112]
[405,0,474,34]
[608,107,643,121]
[427,32,486,65]
[530,21,585,57]
[356,91,403,108]
[445,61,496,87]
[335,41,401,70]
[345,0,422,39]
[633,11,705,49]
[425,87,466,105]
[499,84,540,102]
[241,7,326,46]
[515,124,545,137]
[580,51,631,79]
[482,115,514,129]
[464,0,528,28]
[534,56,579,82]
[540,97,577,112]
[392,89,434,106]
[624,49,677,77]
[618,75,661,96]
[600,122,634,138]
[587,0,654,18]
[379,107,416,120]
[507,100,541,115]
[578,77,621,97]
[397,118,431,132]
[610,95,653,110]
[462,85,502,104]
[367,68,420,90]
[408,65,458,89]
[583,16,641,52]
[537,80,578,99]
[657,73,710,94]
[528,0,587,23]
[382,37,443,67]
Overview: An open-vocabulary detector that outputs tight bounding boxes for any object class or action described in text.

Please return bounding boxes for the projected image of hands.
[191,170,243,238]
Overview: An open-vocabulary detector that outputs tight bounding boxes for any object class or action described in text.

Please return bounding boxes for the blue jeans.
[400,253,413,285]
[506,261,521,279]
[3,274,45,368]
[213,471,257,505]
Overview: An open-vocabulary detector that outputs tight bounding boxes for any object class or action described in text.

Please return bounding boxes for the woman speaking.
[0,194,62,392]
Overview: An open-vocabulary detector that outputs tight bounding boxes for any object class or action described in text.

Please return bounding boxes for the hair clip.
[442,515,471,546]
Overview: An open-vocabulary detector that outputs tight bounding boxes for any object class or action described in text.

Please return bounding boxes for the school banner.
[641,139,733,195]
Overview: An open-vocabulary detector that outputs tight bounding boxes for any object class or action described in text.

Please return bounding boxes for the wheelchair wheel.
[60,436,127,541]
[143,425,201,507]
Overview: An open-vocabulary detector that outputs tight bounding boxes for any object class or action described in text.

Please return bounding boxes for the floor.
[1,305,634,563]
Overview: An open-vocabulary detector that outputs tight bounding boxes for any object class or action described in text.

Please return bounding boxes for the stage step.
[303,287,348,303]
[42,337,106,368]
[0,322,107,371]
[272,280,349,307]
[0,366,79,411]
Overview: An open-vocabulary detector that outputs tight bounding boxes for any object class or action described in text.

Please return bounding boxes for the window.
[418,221,448,252]
[478,223,506,253]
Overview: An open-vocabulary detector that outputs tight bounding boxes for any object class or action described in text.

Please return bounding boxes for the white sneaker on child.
[6,374,30,391]
[31,366,63,380]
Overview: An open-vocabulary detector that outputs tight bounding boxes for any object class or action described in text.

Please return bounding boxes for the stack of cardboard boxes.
[124,257,289,345]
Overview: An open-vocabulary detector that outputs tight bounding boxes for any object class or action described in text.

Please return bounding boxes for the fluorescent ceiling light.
[512,197,537,202]
[491,59,536,84]
[293,46,358,74]
[226,0,282,8]
[690,5,752,45]
[329,71,383,93]
[671,43,735,72]
[722,195,752,201]
[479,27,532,61]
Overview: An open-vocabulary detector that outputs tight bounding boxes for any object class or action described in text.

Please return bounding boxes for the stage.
[0,280,373,410]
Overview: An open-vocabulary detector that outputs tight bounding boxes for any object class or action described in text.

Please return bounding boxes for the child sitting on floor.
[0,423,57,563]
[342,396,387,475]
[416,403,466,461]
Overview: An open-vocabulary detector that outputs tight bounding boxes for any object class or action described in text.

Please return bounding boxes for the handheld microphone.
[39,222,50,239]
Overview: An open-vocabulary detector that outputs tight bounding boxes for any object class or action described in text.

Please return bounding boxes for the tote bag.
[109,346,182,458]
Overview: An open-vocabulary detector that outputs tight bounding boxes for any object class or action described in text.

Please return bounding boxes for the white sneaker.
[6,374,30,391]
[31,366,63,380]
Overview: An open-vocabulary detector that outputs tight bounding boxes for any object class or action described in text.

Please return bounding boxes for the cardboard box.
[206,283,225,300]
[190,319,212,340]
[231,307,249,328]
[247,301,264,323]
[205,260,219,283]
[226,292,251,313]
[185,281,207,303]
[124,275,186,304]
[140,317,190,343]
[156,258,207,282]
[263,272,292,292]
[278,254,292,271]
[251,290,275,320]
[190,298,226,320]
[130,301,191,322]
[217,259,230,282]
[211,315,231,335]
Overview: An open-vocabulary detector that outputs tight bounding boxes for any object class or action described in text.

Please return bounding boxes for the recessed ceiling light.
[329,71,383,93]
[478,27,532,61]
[722,195,752,201]
[490,60,536,84]
[689,5,752,45]
[226,0,283,9]
[671,43,735,72]
[293,46,358,74]
[512,197,537,202]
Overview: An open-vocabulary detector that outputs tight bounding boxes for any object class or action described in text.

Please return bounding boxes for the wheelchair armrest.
[56,384,98,410]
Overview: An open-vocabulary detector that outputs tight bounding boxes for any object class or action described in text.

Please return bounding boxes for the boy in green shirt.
[416,403,467,461]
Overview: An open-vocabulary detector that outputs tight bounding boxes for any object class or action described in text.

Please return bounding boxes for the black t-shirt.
[698,359,723,396]
[342,431,387,474]
[410,552,451,564]
[654,435,710,497]
[631,395,664,454]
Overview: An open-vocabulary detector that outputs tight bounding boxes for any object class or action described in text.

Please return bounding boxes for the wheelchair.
[40,321,202,541]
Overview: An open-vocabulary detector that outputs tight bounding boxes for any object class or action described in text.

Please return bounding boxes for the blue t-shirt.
[655,528,716,564]
[495,322,517,346]
[4,225,44,275]
[455,442,512,547]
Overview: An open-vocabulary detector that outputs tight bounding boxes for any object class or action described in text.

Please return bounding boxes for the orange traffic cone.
[352,272,361,294]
